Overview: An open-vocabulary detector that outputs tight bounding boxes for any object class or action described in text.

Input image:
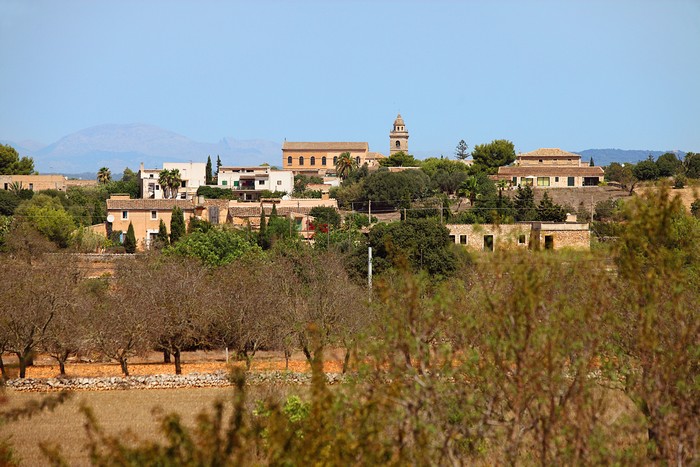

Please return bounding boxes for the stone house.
[495,148,604,188]
[0,174,68,192]
[446,221,590,251]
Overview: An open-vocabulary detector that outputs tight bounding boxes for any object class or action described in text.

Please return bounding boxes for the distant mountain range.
[1,123,282,175]
[0,123,690,177]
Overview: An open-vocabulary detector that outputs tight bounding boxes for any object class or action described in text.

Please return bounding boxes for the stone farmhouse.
[495,148,604,188]
[447,222,590,252]
[1,174,97,192]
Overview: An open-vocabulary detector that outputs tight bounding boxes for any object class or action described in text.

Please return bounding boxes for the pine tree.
[170,207,186,244]
[157,219,169,247]
[514,185,537,222]
[124,222,137,253]
[454,140,469,160]
[536,192,567,222]
[206,156,213,185]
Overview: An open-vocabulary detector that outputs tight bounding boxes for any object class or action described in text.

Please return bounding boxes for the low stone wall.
[5,371,345,392]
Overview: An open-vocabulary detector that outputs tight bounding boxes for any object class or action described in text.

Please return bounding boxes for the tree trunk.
[302,345,312,363]
[59,360,66,376]
[342,348,351,374]
[0,354,6,379]
[284,349,291,371]
[119,357,129,376]
[174,349,182,375]
[163,349,171,363]
[16,352,27,378]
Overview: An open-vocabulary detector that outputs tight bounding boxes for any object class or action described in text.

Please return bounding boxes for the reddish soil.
[2,349,346,379]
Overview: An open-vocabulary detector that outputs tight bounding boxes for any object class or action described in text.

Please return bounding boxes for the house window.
[287,156,292,165]
[310,156,316,166]
[322,156,327,166]
[222,180,227,186]
[396,140,401,148]
[555,177,559,183]
[277,180,282,185]
[258,180,265,185]
[518,234,526,245]
[544,235,554,250]
[233,181,239,187]
[567,176,575,187]
[29,183,33,190]
[156,184,160,190]
[449,235,456,243]
[149,174,154,178]
[537,177,550,187]
[150,211,157,220]
[522,178,533,186]
[538,159,543,163]
[181,181,187,188]
[460,235,467,245]
[3,183,7,190]
[356,156,361,165]
[512,177,517,184]
[121,210,128,220]
[483,235,494,252]
[333,156,338,165]
[299,156,304,166]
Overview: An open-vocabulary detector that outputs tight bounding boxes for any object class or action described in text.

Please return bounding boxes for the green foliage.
[513,185,536,221]
[96,167,111,184]
[205,156,213,185]
[121,167,138,184]
[691,199,700,218]
[454,139,469,160]
[169,207,186,244]
[421,157,469,194]
[15,194,76,248]
[257,189,285,199]
[683,152,700,179]
[124,222,137,253]
[379,151,421,167]
[673,174,686,188]
[330,182,364,210]
[0,190,21,216]
[471,139,516,171]
[655,152,682,177]
[196,185,235,199]
[344,212,376,229]
[105,179,139,198]
[368,218,456,277]
[308,206,340,229]
[363,169,430,210]
[632,156,659,181]
[293,174,323,194]
[536,191,566,222]
[187,217,212,234]
[0,144,35,174]
[73,227,108,253]
[166,228,262,266]
[335,151,357,179]
[156,219,170,248]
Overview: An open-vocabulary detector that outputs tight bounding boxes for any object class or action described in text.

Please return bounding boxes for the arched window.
[299,156,304,166]
[333,156,338,165]
[356,156,361,165]
[287,156,292,165]
[310,156,316,166]
[395,140,401,148]
[321,156,327,166]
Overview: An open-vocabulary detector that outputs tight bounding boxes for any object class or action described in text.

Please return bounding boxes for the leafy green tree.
[457,175,480,207]
[655,152,682,177]
[471,139,516,171]
[691,199,700,218]
[454,139,469,160]
[363,169,431,210]
[205,156,213,185]
[605,162,639,194]
[335,151,357,180]
[196,186,235,199]
[683,152,700,179]
[124,222,137,253]
[0,190,21,216]
[169,206,186,244]
[97,167,111,184]
[421,157,469,194]
[308,206,341,229]
[633,156,660,181]
[379,151,421,168]
[536,191,566,222]
[121,167,138,184]
[0,144,34,174]
[513,185,537,221]
[368,218,456,277]
[15,194,76,248]
[166,228,262,266]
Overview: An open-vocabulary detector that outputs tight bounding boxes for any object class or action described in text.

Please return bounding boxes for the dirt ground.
[1,349,347,379]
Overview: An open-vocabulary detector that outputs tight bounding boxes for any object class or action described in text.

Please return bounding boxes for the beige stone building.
[0,174,68,192]
[389,113,409,155]
[282,142,382,175]
[495,148,604,188]
[446,221,590,251]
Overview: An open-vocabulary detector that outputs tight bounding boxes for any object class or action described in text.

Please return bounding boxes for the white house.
[218,166,294,201]
[139,162,206,200]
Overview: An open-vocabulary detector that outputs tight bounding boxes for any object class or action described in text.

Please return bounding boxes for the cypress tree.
[124,222,137,253]
[258,209,269,249]
[157,219,169,247]
[589,157,595,167]
[270,203,278,219]
[205,156,213,185]
[216,155,222,182]
[170,206,186,244]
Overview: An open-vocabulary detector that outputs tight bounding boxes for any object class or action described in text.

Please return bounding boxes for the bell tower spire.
[389,113,409,155]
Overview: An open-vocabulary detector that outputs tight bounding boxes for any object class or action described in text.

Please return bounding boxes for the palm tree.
[167,169,182,199]
[335,152,356,180]
[97,167,111,185]
[158,169,171,198]
[457,175,480,208]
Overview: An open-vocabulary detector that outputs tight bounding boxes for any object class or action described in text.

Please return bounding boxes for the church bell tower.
[389,113,409,155]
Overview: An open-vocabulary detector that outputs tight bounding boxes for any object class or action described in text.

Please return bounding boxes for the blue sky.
[1,0,699,156]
